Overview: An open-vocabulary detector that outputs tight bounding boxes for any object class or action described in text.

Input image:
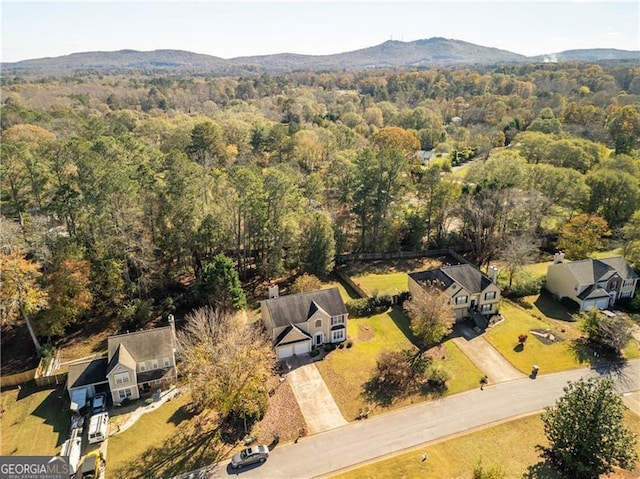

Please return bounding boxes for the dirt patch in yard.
[530,329,565,345]
[358,324,375,342]
[424,345,448,361]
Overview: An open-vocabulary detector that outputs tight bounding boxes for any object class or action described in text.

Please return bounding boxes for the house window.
[480,304,492,312]
[332,329,345,342]
[331,316,344,326]
[139,362,147,372]
[485,291,496,300]
[151,359,159,370]
[163,357,171,367]
[115,372,130,385]
[455,295,468,305]
[118,388,132,400]
[315,319,322,328]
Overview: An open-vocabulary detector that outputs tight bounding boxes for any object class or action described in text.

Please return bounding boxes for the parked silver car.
[230,445,269,469]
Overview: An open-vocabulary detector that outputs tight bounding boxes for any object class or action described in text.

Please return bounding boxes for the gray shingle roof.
[106,343,136,376]
[67,358,108,390]
[263,288,347,329]
[577,286,610,300]
[107,326,175,366]
[273,325,312,347]
[409,264,493,294]
[562,256,638,284]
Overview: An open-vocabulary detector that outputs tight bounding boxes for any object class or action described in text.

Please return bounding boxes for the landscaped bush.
[346,340,353,348]
[426,365,449,390]
[310,348,320,357]
[618,293,640,313]
[346,294,393,317]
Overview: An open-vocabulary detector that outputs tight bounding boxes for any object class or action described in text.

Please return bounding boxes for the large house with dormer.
[546,254,638,311]
[408,264,501,327]
[261,287,348,360]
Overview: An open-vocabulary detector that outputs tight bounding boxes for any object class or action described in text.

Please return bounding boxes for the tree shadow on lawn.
[568,338,626,370]
[388,306,420,345]
[29,384,71,448]
[168,403,197,427]
[522,460,560,478]
[533,292,575,322]
[111,418,235,479]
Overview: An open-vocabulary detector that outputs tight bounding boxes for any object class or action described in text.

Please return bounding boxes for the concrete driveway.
[286,362,347,434]
[453,325,525,383]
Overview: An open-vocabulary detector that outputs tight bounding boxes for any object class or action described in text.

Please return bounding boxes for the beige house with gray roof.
[546,255,638,311]
[105,325,178,404]
[408,264,501,328]
[262,287,348,360]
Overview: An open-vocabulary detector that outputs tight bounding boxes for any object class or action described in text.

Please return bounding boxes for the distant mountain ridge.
[3,38,639,76]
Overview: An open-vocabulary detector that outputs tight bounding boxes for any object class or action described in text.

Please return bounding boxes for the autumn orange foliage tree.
[38,256,93,338]
[0,248,48,351]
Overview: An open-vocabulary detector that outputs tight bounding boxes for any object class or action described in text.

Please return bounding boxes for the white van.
[88,412,109,444]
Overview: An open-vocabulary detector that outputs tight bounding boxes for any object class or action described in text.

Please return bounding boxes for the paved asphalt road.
[175,360,640,479]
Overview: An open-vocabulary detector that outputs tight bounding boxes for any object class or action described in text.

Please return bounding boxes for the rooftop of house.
[106,343,136,376]
[262,287,347,329]
[409,263,495,294]
[67,358,108,390]
[551,256,638,284]
[107,326,175,366]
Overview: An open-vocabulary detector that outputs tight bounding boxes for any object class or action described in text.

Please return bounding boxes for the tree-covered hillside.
[1,62,639,342]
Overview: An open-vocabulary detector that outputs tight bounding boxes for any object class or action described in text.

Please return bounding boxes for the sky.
[1,1,639,63]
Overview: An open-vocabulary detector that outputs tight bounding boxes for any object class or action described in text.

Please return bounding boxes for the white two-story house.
[546,254,638,311]
[261,287,348,360]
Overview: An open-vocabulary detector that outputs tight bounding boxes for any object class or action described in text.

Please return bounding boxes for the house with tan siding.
[546,254,638,311]
[408,264,501,327]
[262,287,348,360]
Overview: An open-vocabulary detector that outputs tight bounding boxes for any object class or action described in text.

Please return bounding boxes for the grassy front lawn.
[332,410,640,479]
[316,308,484,420]
[108,391,234,478]
[316,309,415,420]
[108,380,305,478]
[485,302,587,374]
[1,385,70,456]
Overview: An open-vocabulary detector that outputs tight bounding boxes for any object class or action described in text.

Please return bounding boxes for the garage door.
[294,341,310,355]
[583,298,610,310]
[277,345,294,359]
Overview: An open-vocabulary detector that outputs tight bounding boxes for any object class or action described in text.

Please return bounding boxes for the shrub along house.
[261,287,348,360]
[408,264,501,328]
[546,253,638,311]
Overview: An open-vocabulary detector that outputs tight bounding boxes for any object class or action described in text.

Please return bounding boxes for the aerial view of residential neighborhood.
[1,2,640,478]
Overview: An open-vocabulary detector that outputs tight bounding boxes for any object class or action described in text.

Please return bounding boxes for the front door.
[315,332,324,346]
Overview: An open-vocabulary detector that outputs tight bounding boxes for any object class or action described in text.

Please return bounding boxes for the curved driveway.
[173,360,640,479]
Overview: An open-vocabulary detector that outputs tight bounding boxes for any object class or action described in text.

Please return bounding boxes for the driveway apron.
[453,334,525,383]
[286,363,347,434]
